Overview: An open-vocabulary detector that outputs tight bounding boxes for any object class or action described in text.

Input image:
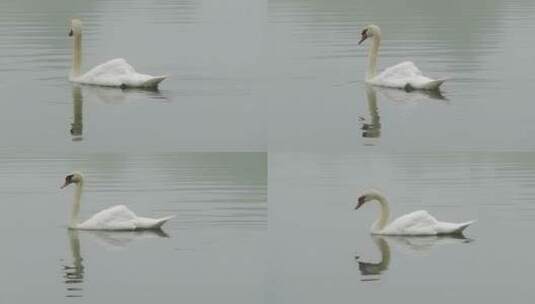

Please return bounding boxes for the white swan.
[355,190,474,235]
[68,19,166,88]
[359,24,446,91]
[61,172,174,230]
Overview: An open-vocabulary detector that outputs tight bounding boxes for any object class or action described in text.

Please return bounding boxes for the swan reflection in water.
[81,85,169,104]
[70,86,83,141]
[376,85,446,102]
[355,234,472,281]
[359,85,446,144]
[62,229,168,298]
[360,86,381,140]
[63,230,84,298]
[68,84,169,141]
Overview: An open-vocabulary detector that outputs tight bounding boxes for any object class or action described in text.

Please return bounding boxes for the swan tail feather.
[152,215,175,228]
[422,78,446,90]
[141,75,166,88]
[135,215,174,230]
[435,220,475,235]
[450,220,476,234]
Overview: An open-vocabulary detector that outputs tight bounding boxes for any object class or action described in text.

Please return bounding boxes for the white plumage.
[359,24,445,91]
[61,172,174,231]
[70,58,166,88]
[377,210,473,235]
[355,189,474,236]
[367,61,446,90]
[76,205,174,231]
[68,19,166,89]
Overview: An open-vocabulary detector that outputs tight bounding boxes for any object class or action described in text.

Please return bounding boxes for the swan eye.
[361,29,368,36]
[68,29,73,37]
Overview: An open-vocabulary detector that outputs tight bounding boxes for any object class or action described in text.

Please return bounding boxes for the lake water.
[1,0,535,302]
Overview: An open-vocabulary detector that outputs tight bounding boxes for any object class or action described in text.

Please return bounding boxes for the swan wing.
[369,61,445,90]
[382,210,439,235]
[380,61,424,78]
[71,58,166,88]
[77,205,138,230]
[72,58,134,86]
[383,211,475,235]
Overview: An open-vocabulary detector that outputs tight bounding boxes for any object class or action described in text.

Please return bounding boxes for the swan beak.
[358,35,367,45]
[60,181,69,189]
[68,29,73,37]
[355,195,366,209]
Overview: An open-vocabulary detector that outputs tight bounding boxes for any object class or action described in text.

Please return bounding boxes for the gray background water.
[1,0,535,303]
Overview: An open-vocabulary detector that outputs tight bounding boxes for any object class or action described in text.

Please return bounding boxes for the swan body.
[68,19,166,88]
[76,205,175,230]
[367,61,446,91]
[359,24,445,90]
[61,172,174,231]
[355,190,474,236]
[71,58,166,88]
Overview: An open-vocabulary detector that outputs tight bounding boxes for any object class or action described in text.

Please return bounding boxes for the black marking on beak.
[358,29,368,45]
[68,29,73,37]
[61,174,74,189]
[355,195,366,209]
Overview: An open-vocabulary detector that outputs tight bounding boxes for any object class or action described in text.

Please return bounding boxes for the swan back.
[367,61,445,90]
[380,210,438,235]
[378,210,474,236]
[71,58,166,88]
[77,205,137,230]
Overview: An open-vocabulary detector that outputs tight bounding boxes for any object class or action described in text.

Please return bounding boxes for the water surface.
[266,0,535,151]
[0,152,267,302]
[268,151,535,303]
[2,0,535,302]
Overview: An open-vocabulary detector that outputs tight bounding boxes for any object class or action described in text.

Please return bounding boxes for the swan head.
[358,24,381,45]
[69,19,82,37]
[355,189,384,209]
[61,171,84,189]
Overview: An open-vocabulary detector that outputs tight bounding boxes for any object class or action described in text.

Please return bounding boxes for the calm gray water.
[269,152,535,303]
[1,0,535,302]
[0,152,267,302]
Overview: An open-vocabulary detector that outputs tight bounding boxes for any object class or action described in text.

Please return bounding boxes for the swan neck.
[71,32,82,78]
[373,194,390,231]
[70,181,83,228]
[367,35,380,80]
